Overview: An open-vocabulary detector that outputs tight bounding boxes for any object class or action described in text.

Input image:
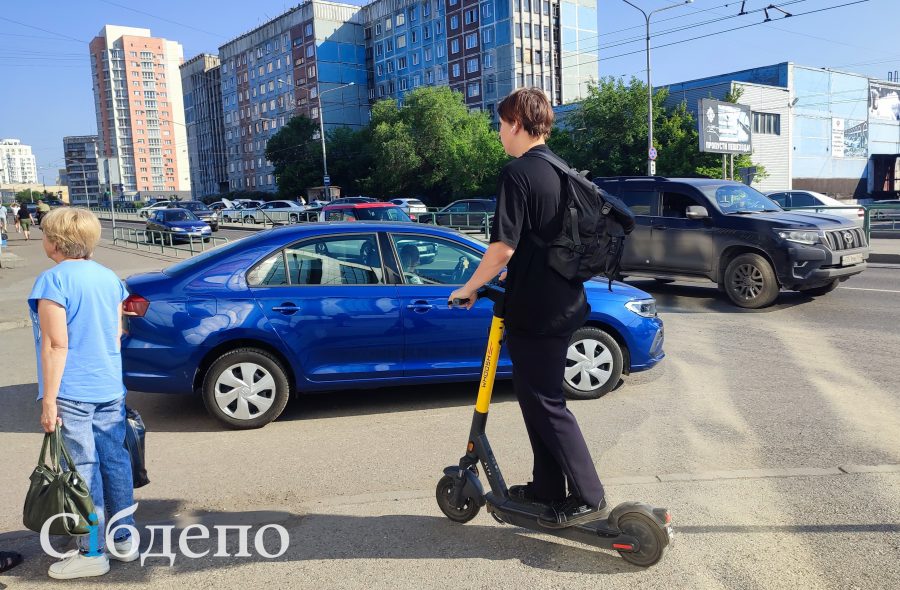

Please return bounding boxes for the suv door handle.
[406,301,434,313]
[272,303,300,315]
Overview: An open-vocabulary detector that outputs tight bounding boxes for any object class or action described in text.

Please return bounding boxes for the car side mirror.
[686,205,709,220]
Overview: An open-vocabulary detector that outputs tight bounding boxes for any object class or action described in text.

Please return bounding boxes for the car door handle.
[272,303,300,314]
[652,224,668,230]
[406,301,434,312]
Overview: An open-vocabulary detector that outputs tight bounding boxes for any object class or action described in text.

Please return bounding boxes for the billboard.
[699,99,752,154]
[869,82,900,121]
[832,119,868,159]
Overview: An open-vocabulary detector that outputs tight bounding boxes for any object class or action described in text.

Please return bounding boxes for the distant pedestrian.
[10,202,20,233]
[36,199,51,225]
[0,202,7,231]
[30,207,137,579]
[18,204,35,240]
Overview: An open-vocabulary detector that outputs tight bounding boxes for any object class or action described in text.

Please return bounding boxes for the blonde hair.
[40,207,102,259]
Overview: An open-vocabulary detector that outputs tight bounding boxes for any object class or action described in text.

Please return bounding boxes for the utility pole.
[622,0,694,176]
[315,82,355,200]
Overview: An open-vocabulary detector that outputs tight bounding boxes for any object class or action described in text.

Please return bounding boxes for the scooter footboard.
[443,466,486,507]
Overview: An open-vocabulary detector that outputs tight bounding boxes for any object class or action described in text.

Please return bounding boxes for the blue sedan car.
[122,223,664,429]
[145,208,212,243]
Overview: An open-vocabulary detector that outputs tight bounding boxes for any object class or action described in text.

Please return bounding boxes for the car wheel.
[723,253,779,309]
[243,215,256,224]
[562,327,624,400]
[289,214,299,223]
[798,278,840,296]
[202,348,291,429]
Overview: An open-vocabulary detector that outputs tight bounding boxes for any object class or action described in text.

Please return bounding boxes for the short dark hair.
[497,87,554,138]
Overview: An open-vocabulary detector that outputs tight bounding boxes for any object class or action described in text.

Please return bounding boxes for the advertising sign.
[869,82,900,121]
[698,99,752,154]
[832,119,868,159]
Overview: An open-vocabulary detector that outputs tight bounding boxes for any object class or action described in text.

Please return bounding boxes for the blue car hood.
[585,277,651,301]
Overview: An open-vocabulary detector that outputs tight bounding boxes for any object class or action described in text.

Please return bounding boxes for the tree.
[265,115,322,200]
[325,126,373,197]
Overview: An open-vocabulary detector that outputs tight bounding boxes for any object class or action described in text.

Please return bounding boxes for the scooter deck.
[484,493,626,549]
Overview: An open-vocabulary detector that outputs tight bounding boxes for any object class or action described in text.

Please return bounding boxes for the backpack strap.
[528,150,584,249]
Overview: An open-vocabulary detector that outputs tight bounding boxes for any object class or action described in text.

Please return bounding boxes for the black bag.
[23,427,96,536]
[124,406,150,488]
[529,151,636,289]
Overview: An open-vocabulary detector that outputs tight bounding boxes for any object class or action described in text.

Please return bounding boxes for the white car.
[765,190,864,227]
[137,201,172,218]
[390,198,429,218]
[249,200,309,224]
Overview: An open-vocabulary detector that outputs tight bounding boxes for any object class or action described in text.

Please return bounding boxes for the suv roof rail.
[595,176,671,181]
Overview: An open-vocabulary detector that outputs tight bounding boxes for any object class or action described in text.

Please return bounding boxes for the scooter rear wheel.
[436,475,480,523]
[616,512,669,567]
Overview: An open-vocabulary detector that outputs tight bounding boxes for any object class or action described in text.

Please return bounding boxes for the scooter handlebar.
[448,284,505,308]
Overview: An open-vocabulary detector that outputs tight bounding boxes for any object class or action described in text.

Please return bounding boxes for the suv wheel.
[562,327,624,400]
[723,253,779,309]
[202,348,291,429]
[798,278,839,296]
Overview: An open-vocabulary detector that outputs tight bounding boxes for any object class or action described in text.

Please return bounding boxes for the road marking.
[838,286,900,294]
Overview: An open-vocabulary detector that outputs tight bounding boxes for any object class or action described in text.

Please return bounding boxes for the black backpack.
[529,151,636,290]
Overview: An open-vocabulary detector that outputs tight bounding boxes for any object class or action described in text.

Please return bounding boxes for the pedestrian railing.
[112,227,228,257]
[417,212,492,240]
[218,209,319,228]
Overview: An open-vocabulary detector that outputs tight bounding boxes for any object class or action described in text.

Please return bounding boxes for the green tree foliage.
[548,77,766,183]
[265,115,322,200]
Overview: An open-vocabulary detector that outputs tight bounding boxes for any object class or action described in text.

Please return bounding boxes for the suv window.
[661,191,703,218]
[620,190,654,216]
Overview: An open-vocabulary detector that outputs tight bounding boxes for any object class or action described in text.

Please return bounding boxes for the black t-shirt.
[490,145,588,336]
[18,207,32,221]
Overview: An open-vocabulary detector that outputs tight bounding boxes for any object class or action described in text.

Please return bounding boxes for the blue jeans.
[56,396,135,552]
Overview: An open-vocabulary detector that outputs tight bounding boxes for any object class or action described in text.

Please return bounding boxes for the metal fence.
[783,204,900,238]
[112,226,229,257]
[416,212,492,240]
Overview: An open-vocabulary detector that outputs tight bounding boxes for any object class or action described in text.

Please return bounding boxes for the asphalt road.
[1,230,898,589]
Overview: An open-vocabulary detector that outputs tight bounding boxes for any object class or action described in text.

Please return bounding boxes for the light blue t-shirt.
[29,260,128,402]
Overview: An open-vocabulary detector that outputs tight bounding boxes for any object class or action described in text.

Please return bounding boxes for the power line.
[96,0,229,39]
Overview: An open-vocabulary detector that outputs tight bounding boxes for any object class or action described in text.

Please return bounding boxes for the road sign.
[649,147,658,161]
[649,160,657,175]
[323,175,331,186]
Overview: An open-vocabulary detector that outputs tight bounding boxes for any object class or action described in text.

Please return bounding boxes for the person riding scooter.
[448,87,608,528]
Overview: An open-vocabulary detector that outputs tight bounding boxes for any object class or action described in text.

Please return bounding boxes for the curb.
[869,253,900,264]
[0,252,26,269]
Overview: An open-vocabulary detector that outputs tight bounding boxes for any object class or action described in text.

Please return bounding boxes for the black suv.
[594,177,869,308]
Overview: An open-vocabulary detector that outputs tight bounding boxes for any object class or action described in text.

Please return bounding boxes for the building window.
[377,64,384,76]
[375,23,382,35]
[306,45,314,57]
[400,78,408,90]
[426,70,434,84]
[449,0,458,5]
[425,47,433,61]
[516,48,523,62]
[437,44,445,58]
[524,24,531,38]
[409,6,417,21]
[396,13,405,27]
[484,53,494,68]
[464,9,477,25]
[412,52,420,65]
[307,65,316,78]
[452,63,460,77]
[467,82,480,97]
[398,56,408,69]
[424,25,431,39]
[376,42,384,56]
[385,17,392,31]
[482,3,493,18]
[466,57,478,73]
[450,16,459,31]
[483,28,493,44]
[534,24,540,38]
[387,38,394,52]
[365,27,372,39]
[411,29,418,43]
[753,112,781,135]
[387,60,394,73]
[397,34,407,49]
[305,23,313,37]
[436,20,443,34]
[544,26,550,41]
[423,1,431,17]
[451,39,460,54]
[465,33,478,49]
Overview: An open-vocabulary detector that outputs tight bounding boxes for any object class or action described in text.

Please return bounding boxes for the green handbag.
[22,427,96,536]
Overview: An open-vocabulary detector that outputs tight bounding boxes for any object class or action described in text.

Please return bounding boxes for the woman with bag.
[30,207,138,579]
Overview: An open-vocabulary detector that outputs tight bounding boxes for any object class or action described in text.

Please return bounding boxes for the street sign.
[323,175,331,186]
[649,160,657,175]
[649,147,658,161]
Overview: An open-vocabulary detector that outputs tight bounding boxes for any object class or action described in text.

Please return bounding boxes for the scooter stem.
[475,315,505,414]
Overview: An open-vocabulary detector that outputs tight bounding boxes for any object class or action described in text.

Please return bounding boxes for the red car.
[320,202,416,222]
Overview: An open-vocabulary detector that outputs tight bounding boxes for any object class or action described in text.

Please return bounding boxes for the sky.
[0,0,896,179]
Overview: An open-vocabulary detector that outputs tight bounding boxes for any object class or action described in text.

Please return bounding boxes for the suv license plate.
[841,253,864,266]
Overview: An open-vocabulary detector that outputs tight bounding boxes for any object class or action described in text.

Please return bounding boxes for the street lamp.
[622,0,693,176]
[315,82,355,199]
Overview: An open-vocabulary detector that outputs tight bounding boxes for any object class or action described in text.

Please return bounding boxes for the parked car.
[121,223,665,429]
[145,208,212,243]
[419,199,496,229]
[869,198,900,221]
[248,200,309,224]
[138,201,171,218]
[327,197,379,205]
[390,198,429,219]
[320,202,412,222]
[167,200,219,231]
[765,190,864,227]
[207,201,229,211]
[220,201,266,223]
[594,177,869,308]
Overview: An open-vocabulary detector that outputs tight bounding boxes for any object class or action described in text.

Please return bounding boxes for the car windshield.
[355,207,411,222]
[165,210,199,221]
[698,184,781,214]
[182,202,208,212]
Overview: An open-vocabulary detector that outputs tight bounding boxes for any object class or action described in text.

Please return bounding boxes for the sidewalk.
[870,236,900,264]
[0,228,177,330]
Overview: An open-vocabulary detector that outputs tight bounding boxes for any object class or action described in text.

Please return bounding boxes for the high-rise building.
[0,138,38,184]
[181,54,228,198]
[218,1,369,193]
[63,136,103,205]
[89,25,191,199]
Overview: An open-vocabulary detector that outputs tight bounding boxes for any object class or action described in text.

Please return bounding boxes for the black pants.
[505,330,605,507]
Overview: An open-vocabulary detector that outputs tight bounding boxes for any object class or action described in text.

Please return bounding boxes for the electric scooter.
[436,284,673,567]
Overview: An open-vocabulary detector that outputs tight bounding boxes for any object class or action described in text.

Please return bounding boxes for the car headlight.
[173,227,186,232]
[625,298,657,318]
[775,229,821,245]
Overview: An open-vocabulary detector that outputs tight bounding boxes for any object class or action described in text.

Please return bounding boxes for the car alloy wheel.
[562,327,624,400]
[730,263,764,300]
[202,348,290,429]
[723,252,779,309]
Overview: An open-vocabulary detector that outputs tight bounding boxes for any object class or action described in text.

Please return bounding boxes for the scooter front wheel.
[436,475,481,523]
[616,512,669,567]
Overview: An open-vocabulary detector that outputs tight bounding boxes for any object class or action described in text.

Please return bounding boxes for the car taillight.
[410,214,416,220]
[123,294,150,317]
